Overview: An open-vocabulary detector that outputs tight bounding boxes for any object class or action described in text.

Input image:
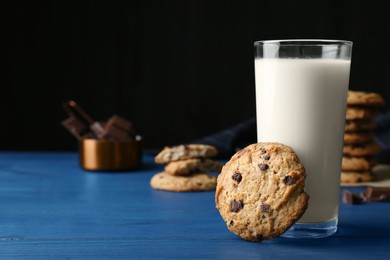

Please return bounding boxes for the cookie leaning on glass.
[151,144,221,192]
[216,142,309,242]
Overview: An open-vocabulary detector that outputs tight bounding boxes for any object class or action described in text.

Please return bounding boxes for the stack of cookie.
[150,144,223,192]
[341,90,385,184]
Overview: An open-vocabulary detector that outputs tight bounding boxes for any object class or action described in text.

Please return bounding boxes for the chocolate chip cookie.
[341,171,375,184]
[344,131,374,145]
[165,158,223,175]
[150,172,217,192]
[343,142,381,157]
[342,156,376,171]
[155,144,218,163]
[215,142,309,242]
[346,107,378,120]
[345,119,376,132]
[347,90,385,107]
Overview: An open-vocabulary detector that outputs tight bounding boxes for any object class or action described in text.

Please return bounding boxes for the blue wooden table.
[0,152,389,259]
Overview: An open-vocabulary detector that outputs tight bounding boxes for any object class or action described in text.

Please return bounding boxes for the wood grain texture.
[0,152,389,259]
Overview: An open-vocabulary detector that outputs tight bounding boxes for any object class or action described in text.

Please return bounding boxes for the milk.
[255,58,350,223]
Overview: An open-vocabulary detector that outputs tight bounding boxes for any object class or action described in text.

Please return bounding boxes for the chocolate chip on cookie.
[232,172,242,183]
[258,163,269,171]
[283,175,295,185]
[261,204,270,213]
[230,200,244,212]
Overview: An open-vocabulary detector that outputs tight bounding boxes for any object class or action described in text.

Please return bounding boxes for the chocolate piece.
[361,186,390,202]
[61,101,136,142]
[259,163,269,171]
[63,100,94,126]
[260,148,266,153]
[99,115,134,141]
[229,220,234,226]
[283,176,295,185]
[62,100,102,139]
[100,123,129,141]
[61,116,91,140]
[98,115,133,141]
[90,121,105,138]
[107,115,133,132]
[230,200,244,212]
[342,190,363,205]
[255,234,264,241]
[232,172,242,183]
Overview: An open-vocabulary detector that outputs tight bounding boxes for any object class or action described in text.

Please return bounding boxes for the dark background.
[5,0,390,151]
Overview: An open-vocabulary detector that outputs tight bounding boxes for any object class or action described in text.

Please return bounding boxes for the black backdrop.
[5,0,390,151]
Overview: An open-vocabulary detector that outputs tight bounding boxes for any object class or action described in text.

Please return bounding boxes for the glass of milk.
[254,40,352,238]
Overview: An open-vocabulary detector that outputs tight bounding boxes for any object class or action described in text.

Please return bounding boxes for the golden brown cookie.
[341,171,375,184]
[342,156,376,171]
[344,132,374,145]
[215,142,309,242]
[343,142,381,157]
[155,144,218,163]
[150,172,217,192]
[345,107,378,120]
[345,119,377,132]
[347,90,385,107]
[164,158,223,175]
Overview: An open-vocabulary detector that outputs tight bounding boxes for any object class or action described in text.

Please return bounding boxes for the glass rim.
[254,39,353,46]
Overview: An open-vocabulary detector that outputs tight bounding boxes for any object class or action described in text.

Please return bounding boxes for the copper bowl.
[79,138,142,171]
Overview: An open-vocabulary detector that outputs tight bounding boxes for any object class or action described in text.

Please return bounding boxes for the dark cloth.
[375,111,390,164]
[195,112,390,164]
[192,117,256,159]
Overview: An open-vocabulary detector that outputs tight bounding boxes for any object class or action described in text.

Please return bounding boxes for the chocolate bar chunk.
[90,121,105,138]
[361,186,390,202]
[99,115,134,141]
[342,190,363,205]
[61,116,92,140]
[108,115,133,132]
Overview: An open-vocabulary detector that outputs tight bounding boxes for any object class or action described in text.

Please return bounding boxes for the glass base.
[282,218,338,238]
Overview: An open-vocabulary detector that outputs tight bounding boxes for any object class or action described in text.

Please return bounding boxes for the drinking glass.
[254,39,352,238]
